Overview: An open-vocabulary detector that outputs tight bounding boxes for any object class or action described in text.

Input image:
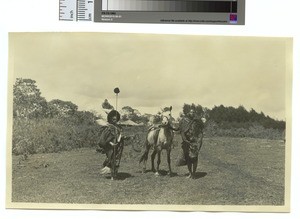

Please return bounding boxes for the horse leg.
[151,150,157,172]
[155,150,161,176]
[167,148,172,176]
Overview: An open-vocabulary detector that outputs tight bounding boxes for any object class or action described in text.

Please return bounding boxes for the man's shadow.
[194,172,207,179]
[105,172,133,180]
[184,172,207,179]
[137,169,178,177]
[157,170,179,177]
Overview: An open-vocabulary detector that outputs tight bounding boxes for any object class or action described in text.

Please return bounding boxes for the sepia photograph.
[6,32,292,212]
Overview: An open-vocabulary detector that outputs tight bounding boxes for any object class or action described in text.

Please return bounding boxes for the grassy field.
[11,132,285,205]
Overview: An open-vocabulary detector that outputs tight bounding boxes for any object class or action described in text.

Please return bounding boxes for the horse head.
[161,106,174,127]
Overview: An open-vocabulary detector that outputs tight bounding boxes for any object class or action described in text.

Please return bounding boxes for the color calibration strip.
[94,0,245,24]
[102,0,237,13]
[59,0,245,24]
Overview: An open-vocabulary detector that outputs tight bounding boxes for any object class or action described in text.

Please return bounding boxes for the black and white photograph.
[6,32,292,212]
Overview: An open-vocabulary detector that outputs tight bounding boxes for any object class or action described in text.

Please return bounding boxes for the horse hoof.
[155,172,160,176]
[186,174,192,179]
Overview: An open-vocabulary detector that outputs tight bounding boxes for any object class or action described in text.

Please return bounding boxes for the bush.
[12,117,103,155]
[204,121,284,140]
[12,116,284,157]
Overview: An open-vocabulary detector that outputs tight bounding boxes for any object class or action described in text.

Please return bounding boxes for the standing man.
[177,108,204,179]
[99,110,123,179]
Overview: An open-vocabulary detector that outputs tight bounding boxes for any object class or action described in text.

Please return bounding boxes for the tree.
[72,111,96,125]
[121,106,142,123]
[182,103,205,119]
[249,108,259,122]
[48,99,78,117]
[89,110,102,119]
[13,78,48,119]
[235,105,249,122]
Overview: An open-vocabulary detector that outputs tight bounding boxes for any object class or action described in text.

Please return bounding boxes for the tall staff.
[114,87,120,111]
[111,87,120,180]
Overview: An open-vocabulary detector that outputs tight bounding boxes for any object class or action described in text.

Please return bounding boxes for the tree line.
[208,105,285,130]
[12,78,285,157]
[180,103,285,130]
[13,78,285,130]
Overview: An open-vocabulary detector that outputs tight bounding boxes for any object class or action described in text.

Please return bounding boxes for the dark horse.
[139,108,175,176]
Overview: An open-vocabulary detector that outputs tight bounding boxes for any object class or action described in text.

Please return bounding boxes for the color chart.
[102,0,237,13]
[94,0,245,24]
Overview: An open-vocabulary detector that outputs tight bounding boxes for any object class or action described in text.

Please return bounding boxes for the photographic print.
[6,32,292,212]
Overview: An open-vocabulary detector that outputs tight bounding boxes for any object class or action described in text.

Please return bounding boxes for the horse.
[139,107,176,176]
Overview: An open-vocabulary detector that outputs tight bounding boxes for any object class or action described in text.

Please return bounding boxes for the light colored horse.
[139,107,176,176]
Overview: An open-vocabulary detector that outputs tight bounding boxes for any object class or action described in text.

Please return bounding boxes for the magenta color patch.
[230,13,237,23]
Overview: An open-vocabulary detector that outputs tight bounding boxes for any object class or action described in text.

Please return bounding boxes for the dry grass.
[11,134,285,205]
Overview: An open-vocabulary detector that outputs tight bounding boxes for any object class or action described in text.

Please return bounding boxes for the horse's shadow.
[138,169,178,177]
[158,170,179,177]
[184,172,207,179]
[105,172,133,180]
[137,169,153,174]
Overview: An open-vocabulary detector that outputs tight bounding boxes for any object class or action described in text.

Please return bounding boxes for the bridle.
[161,115,170,127]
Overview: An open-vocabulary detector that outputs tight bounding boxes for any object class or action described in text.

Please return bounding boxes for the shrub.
[204,121,284,140]
[12,117,102,155]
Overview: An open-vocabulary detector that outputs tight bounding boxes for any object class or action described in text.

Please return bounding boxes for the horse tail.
[139,140,150,164]
[139,151,148,164]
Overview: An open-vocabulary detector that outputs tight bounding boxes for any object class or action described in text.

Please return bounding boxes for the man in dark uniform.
[98,110,123,179]
[178,108,204,179]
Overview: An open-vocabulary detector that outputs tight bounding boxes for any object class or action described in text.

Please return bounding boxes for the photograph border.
[5,32,293,213]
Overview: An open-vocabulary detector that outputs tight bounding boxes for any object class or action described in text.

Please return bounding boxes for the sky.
[9,32,291,120]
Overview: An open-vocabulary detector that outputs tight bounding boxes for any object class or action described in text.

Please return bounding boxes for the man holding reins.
[177,108,205,179]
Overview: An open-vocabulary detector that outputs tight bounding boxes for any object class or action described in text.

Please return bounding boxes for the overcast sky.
[10,33,290,120]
